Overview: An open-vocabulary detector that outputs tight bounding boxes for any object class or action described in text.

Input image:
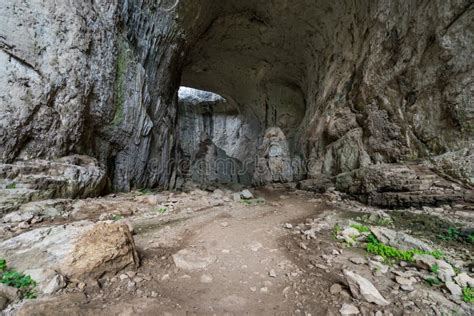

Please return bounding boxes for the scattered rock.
[368,259,389,274]
[284,223,293,229]
[269,270,277,278]
[340,227,360,245]
[233,193,241,202]
[240,190,254,200]
[370,227,432,252]
[339,303,360,315]
[349,257,366,265]
[445,281,462,298]
[40,274,67,295]
[330,283,342,295]
[343,270,390,306]
[249,242,263,252]
[454,273,474,288]
[220,222,229,227]
[395,276,413,287]
[299,242,308,250]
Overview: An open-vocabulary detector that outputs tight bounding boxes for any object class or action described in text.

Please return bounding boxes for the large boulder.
[0,221,139,293]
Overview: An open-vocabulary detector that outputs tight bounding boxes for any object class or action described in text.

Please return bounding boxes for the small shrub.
[462,287,473,303]
[5,183,16,189]
[0,260,36,299]
[431,263,439,274]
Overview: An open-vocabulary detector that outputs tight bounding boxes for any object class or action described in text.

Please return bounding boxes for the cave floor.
[6,186,474,315]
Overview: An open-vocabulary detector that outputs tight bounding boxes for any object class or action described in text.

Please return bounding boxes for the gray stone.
[454,273,474,288]
[343,270,390,306]
[370,227,433,252]
[339,303,360,315]
[240,190,254,200]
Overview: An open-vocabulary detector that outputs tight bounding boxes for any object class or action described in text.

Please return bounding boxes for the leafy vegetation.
[0,259,36,299]
[5,183,16,189]
[333,224,342,240]
[431,263,439,274]
[437,226,474,245]
[462,287,473,303]
[350,223,370,233]
[111,214,125,221]
[365,233,444,262]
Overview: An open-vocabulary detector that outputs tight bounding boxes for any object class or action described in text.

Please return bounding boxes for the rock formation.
[0,0,472,192]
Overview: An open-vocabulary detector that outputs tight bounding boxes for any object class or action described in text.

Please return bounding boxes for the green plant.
[468,234,474,244]
[462,287,473,303]
[138,188,153,195]
[157,207,167,214]
[0,260,36,299]
[5,183,16,189]
[350,223,370,233]
[438,226,461,241]
[431,263,439,274]
[365,234,444,262]
[333,224,342,239]
[425,277,442,287]
[111,214,124,221]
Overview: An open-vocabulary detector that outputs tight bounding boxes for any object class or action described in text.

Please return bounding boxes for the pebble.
[339,303,360,315]
[349,257,366,265]
[200,274,213,284]
[260,287,269,294]
[119,274,128,280]
[284,223,293,229]
[220,222,229,227]
[299,242,308,250]
[269,270,277,278]
[329,283,342,295]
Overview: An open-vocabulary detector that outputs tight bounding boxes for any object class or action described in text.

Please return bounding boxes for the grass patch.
[425,277,443,287]
[156,207,167,214]
[431,263,440,274]
[111,214,125,221]
[462,287,473,303]
[0,259,37,299]
[365,233,444,262]
[351,223,370,233]
[5,183,16,189]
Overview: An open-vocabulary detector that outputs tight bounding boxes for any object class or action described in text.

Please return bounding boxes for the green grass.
[351,223,370,233]
[0,259,36,299]
[462,287,473,303]
[111,214,125,221]
[365,233,444,262]
[156,207,167,214]
[431,263,440,274]
[5,183,16,189]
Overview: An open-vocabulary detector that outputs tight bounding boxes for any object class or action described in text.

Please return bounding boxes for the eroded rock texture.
[0,0,472,192]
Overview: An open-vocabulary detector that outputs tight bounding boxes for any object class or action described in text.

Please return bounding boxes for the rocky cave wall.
[0,0,472,193]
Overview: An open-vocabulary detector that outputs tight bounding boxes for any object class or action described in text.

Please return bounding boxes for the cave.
[0,0,473,314]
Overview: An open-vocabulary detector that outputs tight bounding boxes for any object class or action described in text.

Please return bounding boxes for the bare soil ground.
[7,186,474,316]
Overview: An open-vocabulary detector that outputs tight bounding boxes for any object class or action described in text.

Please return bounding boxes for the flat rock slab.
[172,248,217,271]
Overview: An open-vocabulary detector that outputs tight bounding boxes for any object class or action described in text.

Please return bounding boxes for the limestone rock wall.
[0,0,472,190]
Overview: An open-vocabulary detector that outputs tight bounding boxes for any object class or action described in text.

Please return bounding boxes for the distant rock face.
[0,0,472,190]
[0,155,107,214]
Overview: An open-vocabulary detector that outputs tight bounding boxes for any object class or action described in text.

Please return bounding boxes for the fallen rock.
[454,273,474,288]
[412,255,455,282]
[40,274,67,295]
[370,227,432,252]
[240,189,254,200]
[368,259,389,274]
[349,257,366,265]
[172,248,216,271]
[445,281,462,298]
[343,270,390,306]
[340,227,360,245]
[0,221,138,292]
[395,276,413,287]
[0,284,19,302]
[339,303,360,315]
[330,283,342,295]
